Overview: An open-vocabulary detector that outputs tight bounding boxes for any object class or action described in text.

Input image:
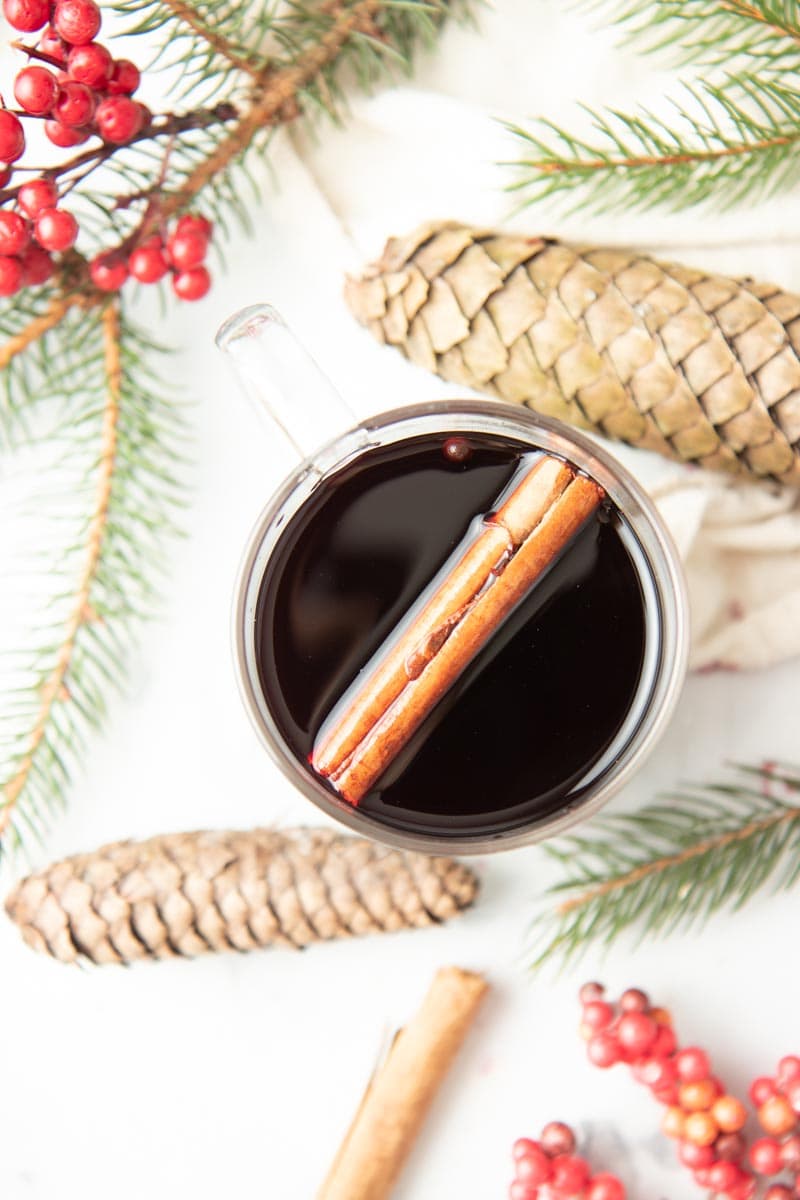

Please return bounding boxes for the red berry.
[760,1096,797,1136]
[89,252,127,291]
[0,254,23,295]
[516,1147,553,1186]
[765,1188,795,1200]
[44,119,90,147]
[540,1123,576,1158]
[510,1183,539,1200]
[0,112,25,163]
[53,80,95,126]
[617,1012,658,1057]
[107,58,140,95]
[550,1155,591,1196]
[675,1048,711,1083]
[0,166,10,187]
[66,41,112,88]
[652,1083,681,1106]
[135,101,151,130]
[52,0,101,44]
[678,1140,715,1169]
[39,25,67,63]
[129,242,168,283]
[18,177,58,218]
[619,988,650,1012]
[2,0,50,31]
[632,1057,676,1089]
[34,206,78,251]
[749,1138,784,1175]
[586,1174,625,1200]
[694,1168,713,1187]
[715,1132,747,1163]
[751,1078,778,1106]
[587,1032,621,1069]
[175,212,212,240]
[14,65,59,116]
[20,242,54,285]
[780,1059,800,1088]
[0,210,29,256]
[95,95,142,144]
[172,264,210,301]
[708,1161,743,1192]
[513,1139,542,1163]
[729,1181,757,1200]
[582,1001,615,1032]
[651,1025,677,1059]
[781,1135,800,1170]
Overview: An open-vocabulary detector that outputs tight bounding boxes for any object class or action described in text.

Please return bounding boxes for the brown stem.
[0,292,96,371]
[531,132,800,175]
[0,301,121,837]
[718,0,800,48]
[158,0,264,78]
[0,104,238,207]
[555,804,800,917]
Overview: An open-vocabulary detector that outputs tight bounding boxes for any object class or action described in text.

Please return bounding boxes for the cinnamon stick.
[311,453,604,805]
[316,966,489,1200]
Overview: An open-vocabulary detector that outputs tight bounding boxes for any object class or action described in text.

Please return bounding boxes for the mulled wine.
[254,428,650,840]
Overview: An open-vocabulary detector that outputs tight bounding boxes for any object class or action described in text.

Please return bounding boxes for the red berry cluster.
[746,1059,800,1200]
[510,1121,626,1200]
[579,983,800,1200]
[89,212,212,300]
[3,0,146,154]
[0,175,74,294]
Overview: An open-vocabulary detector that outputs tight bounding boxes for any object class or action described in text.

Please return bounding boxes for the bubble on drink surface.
[442,436,472,464]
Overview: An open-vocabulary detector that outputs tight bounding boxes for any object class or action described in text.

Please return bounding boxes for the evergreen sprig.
[531,763,800,969]
[508,0,800,213]
[1,0,471,854]
[586,0,800,72]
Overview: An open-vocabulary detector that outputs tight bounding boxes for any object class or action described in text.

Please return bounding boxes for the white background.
[1,3,800,1198]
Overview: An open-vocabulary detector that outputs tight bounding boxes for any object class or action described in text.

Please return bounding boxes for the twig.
[0,301,121,837]
[527,131,800,175]
[0,293,95,371]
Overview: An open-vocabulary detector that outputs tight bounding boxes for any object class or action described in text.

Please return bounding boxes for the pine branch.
[507,76,800,213]
[580,1,800,73]
[0,305,184,851]
[0,303,121,842]
[530,764,800,969]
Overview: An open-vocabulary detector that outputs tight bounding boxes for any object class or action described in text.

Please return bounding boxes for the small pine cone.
[4,827,479,966]
[345,221,800,487]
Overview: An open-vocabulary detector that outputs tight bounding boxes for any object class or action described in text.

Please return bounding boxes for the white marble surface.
[1,4,800,1198]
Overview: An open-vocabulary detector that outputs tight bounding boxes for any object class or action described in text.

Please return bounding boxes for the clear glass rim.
[232,399,690,855]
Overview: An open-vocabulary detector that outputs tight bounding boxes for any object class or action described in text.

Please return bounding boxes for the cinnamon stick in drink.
[311,453,604,806]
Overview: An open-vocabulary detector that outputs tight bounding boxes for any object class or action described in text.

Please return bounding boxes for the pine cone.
[4,827,478,965]
[344,222,800,487]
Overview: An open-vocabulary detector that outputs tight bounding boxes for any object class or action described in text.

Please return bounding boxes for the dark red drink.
[254,428,647,840]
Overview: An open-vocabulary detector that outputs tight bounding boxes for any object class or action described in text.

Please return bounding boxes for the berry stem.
[9,39,68,70]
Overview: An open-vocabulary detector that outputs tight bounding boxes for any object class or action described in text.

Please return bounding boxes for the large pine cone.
[4,827,479,965]
[345,222,800,487]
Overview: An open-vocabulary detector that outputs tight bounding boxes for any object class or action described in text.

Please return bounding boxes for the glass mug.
[217,304,689,855]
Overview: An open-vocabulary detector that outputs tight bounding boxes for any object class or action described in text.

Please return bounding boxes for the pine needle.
[530,763,800,969]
